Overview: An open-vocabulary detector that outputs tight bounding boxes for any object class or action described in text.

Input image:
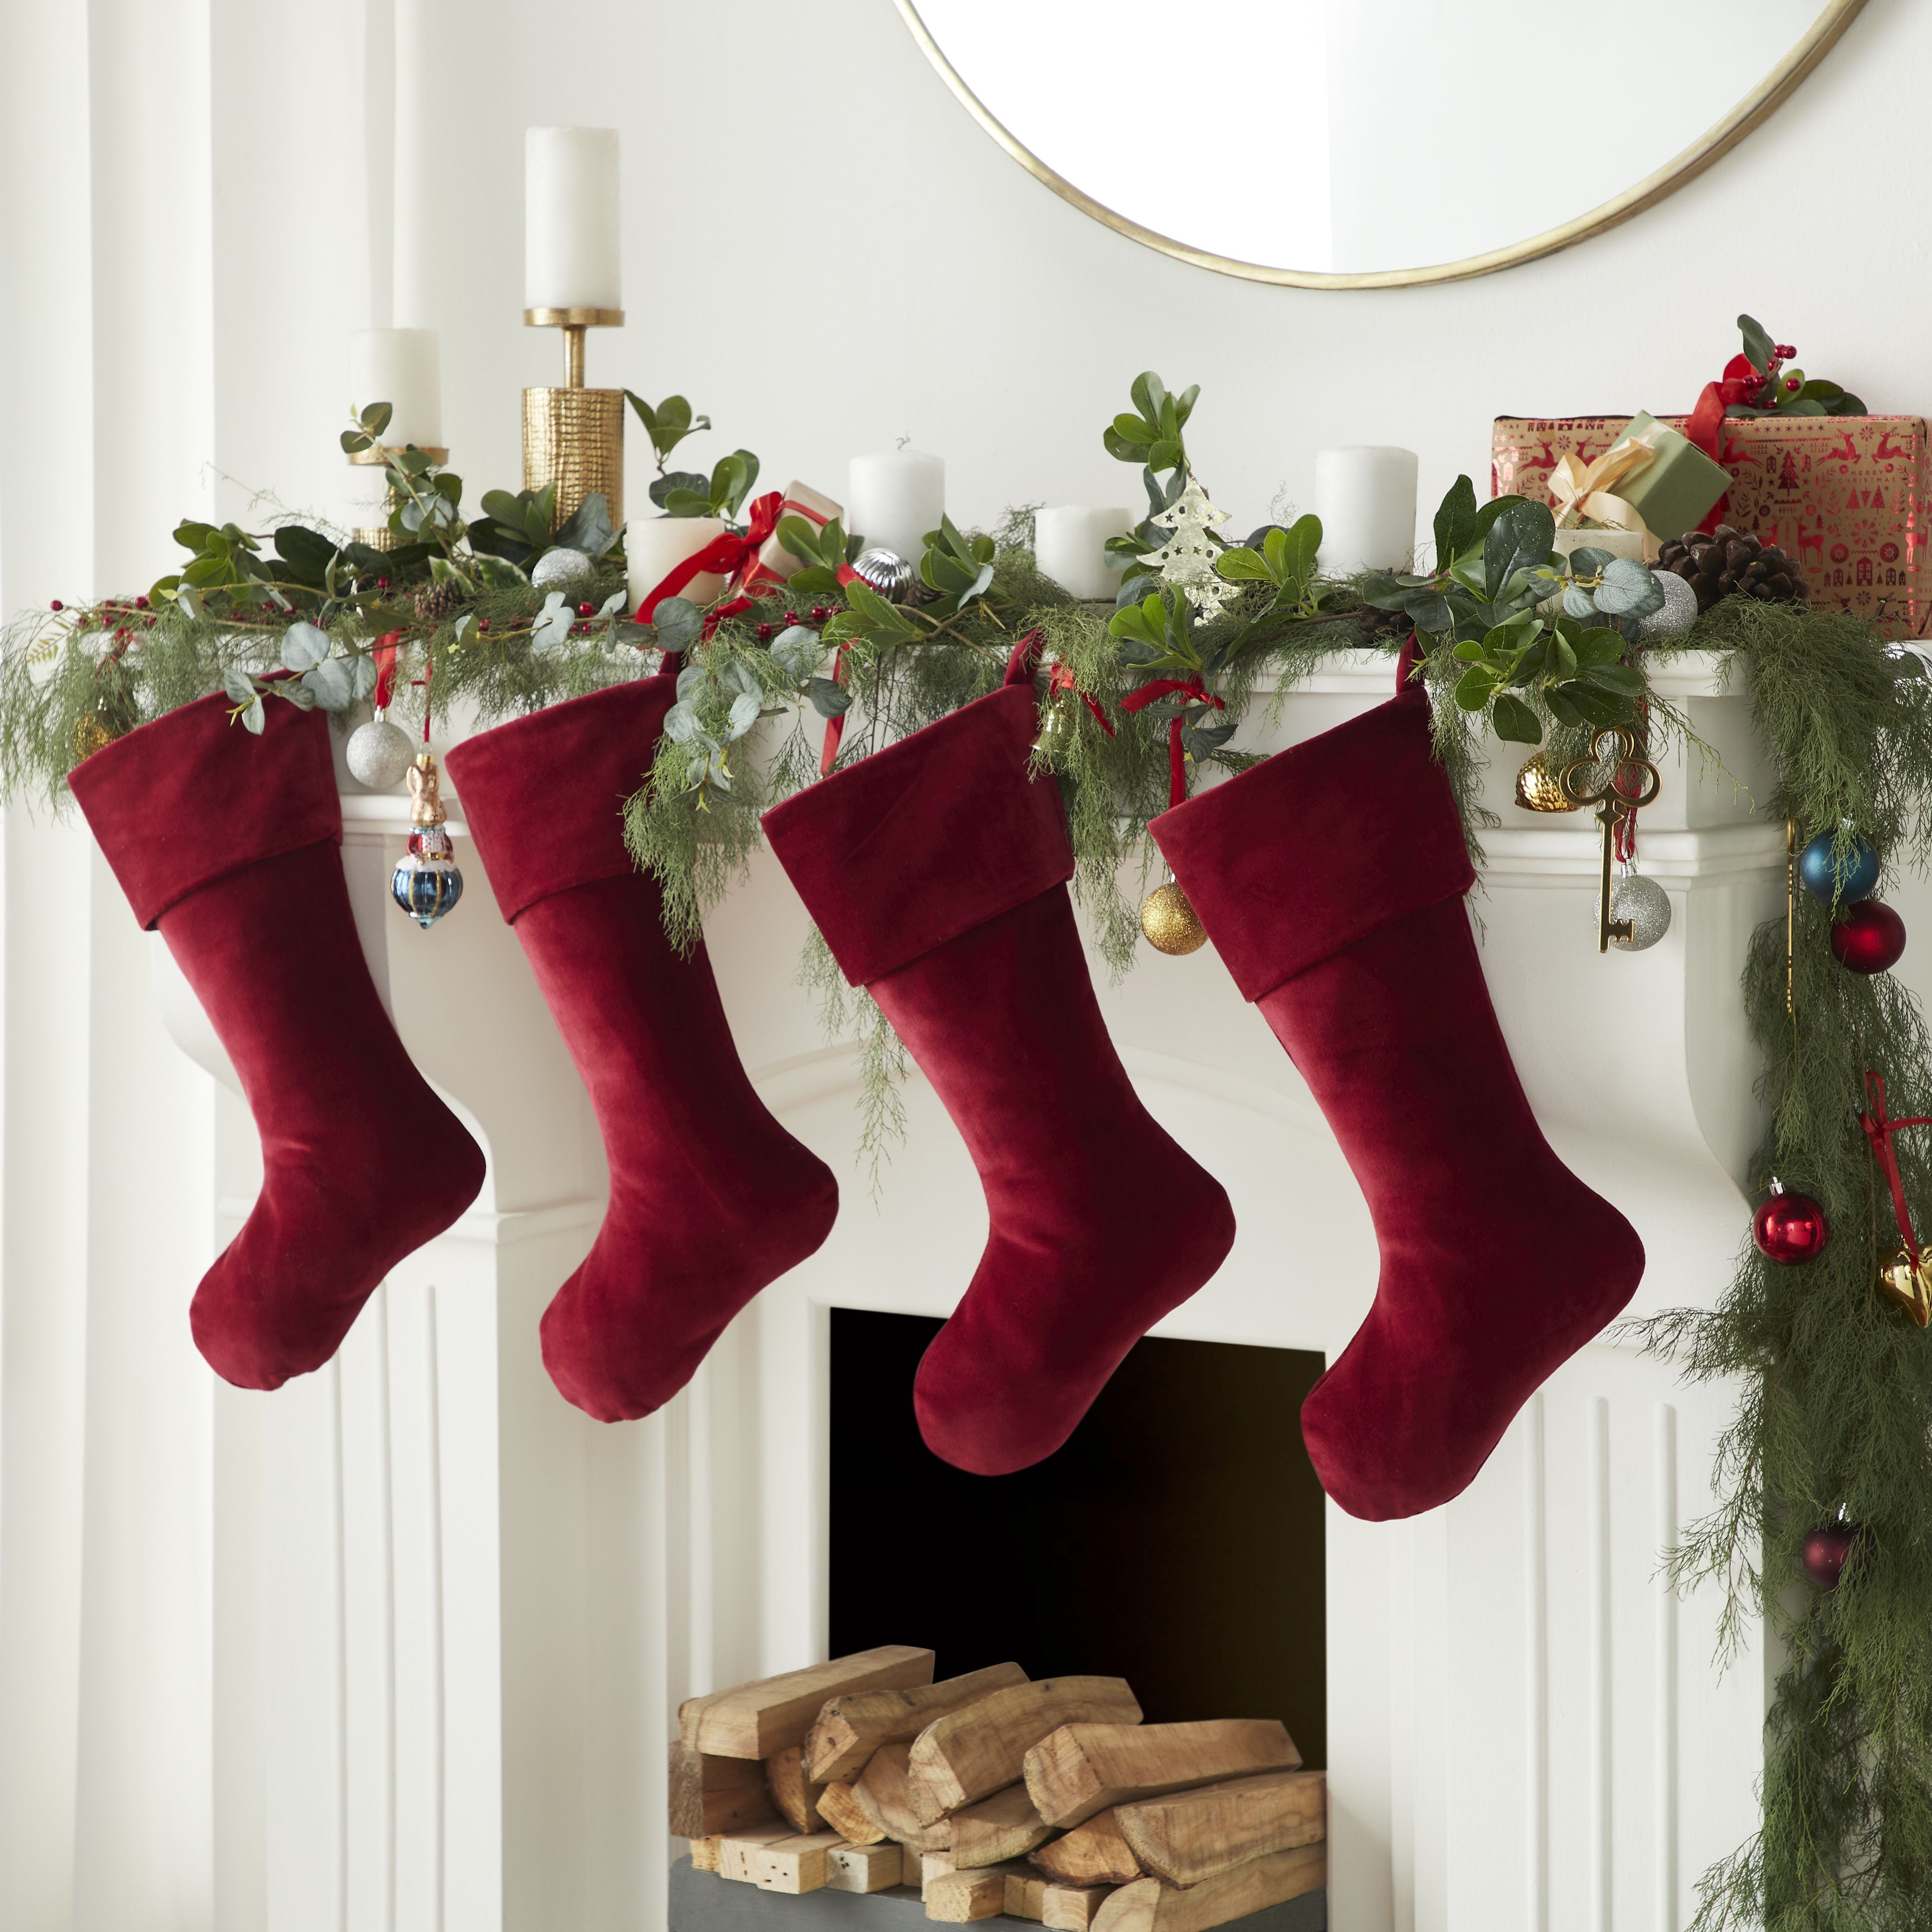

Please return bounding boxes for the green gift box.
[1601,411,1730,542]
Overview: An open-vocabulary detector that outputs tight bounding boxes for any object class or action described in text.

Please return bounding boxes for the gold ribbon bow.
[1548,425,1666,558]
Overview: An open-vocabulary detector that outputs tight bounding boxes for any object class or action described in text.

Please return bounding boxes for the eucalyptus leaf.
[222,669,256,707]
[281,621,330,672]
[653,598,703,651]
[241,697,266,735]
[1562,586,1598,619]
[806,677,851,719]
[531,591,575,653]
[302,656,357,712]
[726,691,762,739]
[352,655,379,699]
[1594,556,1666,617]
[663,701,702,743]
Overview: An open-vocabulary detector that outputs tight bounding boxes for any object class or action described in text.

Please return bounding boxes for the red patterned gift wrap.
[1494,414,1930,636]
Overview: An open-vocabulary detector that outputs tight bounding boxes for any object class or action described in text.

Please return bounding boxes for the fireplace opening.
[828,1311,1328,1768]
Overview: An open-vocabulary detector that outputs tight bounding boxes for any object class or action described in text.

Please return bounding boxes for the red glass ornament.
[1830,899,1906,974]
[1753,1187,1828,1264]
[1803,1522,1861,1591]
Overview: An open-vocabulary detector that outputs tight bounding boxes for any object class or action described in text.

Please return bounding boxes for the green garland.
[1632,600,1932,1931]
[9,377,1932,1925]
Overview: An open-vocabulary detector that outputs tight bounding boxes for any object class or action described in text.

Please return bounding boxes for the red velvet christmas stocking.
[762,650,1236,1475]
[70,692,488,1389]
[444,679,838,1423]
[1150,673,1645,1520]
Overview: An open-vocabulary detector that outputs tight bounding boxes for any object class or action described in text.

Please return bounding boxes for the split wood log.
[854,1743,955,1852]
[827,1841,906,1893]
[806,1663,1030,1784]
[670,1743,777,1838]
[948,1782,1054,1868]
[1029,1813,1143,1886]
[1025,1720,1299,1830]
[749,1829,849,1895]
[905,1850,956,1897]
[907,1677,1142,1824]
[926,1860,1038,1923]
[1042,1884,1119,1932]
[1114,1770,1326,1888]
[690,1836,723,1873]
[815,1781,885,1845]
[765,1745,830,1835]
[1005,1871,1049,1921]
[718,1825,797,1883]
[681,1647,936,1759]
[1091,1844,1326,1932]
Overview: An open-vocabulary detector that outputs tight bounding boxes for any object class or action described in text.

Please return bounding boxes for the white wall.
[0,1,1923,1927]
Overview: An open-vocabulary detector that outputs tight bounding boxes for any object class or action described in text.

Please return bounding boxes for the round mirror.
[895,0,1866,287]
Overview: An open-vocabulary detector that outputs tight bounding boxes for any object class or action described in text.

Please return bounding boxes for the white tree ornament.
[1142,482,1235,619]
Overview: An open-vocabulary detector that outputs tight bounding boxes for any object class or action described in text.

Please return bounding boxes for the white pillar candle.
[1034,506,1133,600]
[1314,446,1418,576]
[628,517,731,614]
[848,449,945,566]
[349,328,443,448]
[524,127,622,312]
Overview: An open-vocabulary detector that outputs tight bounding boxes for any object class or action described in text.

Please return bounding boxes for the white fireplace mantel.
[146,655,1778,1932]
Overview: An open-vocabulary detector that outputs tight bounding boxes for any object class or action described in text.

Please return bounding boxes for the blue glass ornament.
[392,827,463,928]
[1799,831,1880,905]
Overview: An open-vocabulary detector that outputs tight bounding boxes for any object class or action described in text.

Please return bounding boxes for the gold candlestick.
[522,305,625,533]
[347,443,449,551]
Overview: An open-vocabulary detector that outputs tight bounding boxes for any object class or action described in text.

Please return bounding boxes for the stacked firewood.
[671,1646,1326,1929]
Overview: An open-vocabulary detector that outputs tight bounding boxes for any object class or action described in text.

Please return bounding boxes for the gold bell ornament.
[1141,873,1207,956]
[1514,751,1583,813]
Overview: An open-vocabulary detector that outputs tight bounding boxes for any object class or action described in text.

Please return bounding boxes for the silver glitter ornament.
[530,546,594,591]
[1636,568,1699,640]
[346,715,416,790]
[1608,872,1671,952]
[852,547,929,605]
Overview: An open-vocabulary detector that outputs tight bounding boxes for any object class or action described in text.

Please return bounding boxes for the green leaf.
[1433,476,1479,567]
[1214,546,1273,583]
[1147,438,1183,476]
[273,523,339,584]
[1738,313,1777,377]
[1582,664,1646,694]
[303,655,357,711]
[1129,372,1168,424]
[806,676,851,719]
[1594,556,1665,617]
[359,401,394,437]
[241,696,266,735]
[1454,666,1497,711]
[554,492,617,559]
[340,431,372,455]
[652,470,710,513]
[281,621,330,672]
[1490,692,1543,744]
[1483,500,1556,600]
[481,490,526,525]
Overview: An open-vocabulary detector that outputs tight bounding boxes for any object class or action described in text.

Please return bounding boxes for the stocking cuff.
[70,690,341,930]
[763,684,1073,986]
[444,676,673,923]
[1149,689,1474,1002]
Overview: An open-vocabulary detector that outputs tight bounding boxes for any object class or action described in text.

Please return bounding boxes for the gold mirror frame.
[893,0,1867,289]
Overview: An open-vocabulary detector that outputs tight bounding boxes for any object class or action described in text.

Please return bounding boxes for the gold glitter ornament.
[1141,878,1207,955]
[1514,752,1583,813]
[72,711,116,763]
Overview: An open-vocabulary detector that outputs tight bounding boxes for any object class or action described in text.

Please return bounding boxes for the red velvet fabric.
[763,685,1236,1474]
[444,679,838,1423]
[1151,686,1645,1520]
[69,692,487,1388]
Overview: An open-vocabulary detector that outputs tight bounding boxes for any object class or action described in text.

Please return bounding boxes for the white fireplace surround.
[2,2,1921,1924]
[139,659,1779,1927]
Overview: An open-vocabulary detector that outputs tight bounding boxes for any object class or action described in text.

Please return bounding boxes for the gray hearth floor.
[670,1856,1326,1932]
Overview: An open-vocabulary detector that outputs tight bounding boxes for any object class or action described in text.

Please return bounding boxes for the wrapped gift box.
[1494,414,1931,636]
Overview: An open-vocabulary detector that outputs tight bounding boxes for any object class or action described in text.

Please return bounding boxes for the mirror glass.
[900,0,1854,284]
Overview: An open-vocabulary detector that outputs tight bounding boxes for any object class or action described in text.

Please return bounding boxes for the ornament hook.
[1561,725,1662,952]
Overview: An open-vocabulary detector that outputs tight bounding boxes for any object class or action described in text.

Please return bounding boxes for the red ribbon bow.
[1120,675,1225,809]
[636,491,790,629]
[1858,1071,1932,1256]
[1683,352,1774,536]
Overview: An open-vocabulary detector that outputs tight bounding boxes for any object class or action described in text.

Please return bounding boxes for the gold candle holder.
[523,305,624,531]
[347,443,449,551]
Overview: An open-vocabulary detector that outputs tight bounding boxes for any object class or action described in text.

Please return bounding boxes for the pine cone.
[1656,524,1810,614]
[412,579,467,625]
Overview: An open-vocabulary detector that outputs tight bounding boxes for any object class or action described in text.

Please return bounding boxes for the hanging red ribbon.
[1121,675,1226,809]
[410,653,433,746]
[1047,661,1115,737]
[372,631,402,712]
[1859,1071,1932,1255]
